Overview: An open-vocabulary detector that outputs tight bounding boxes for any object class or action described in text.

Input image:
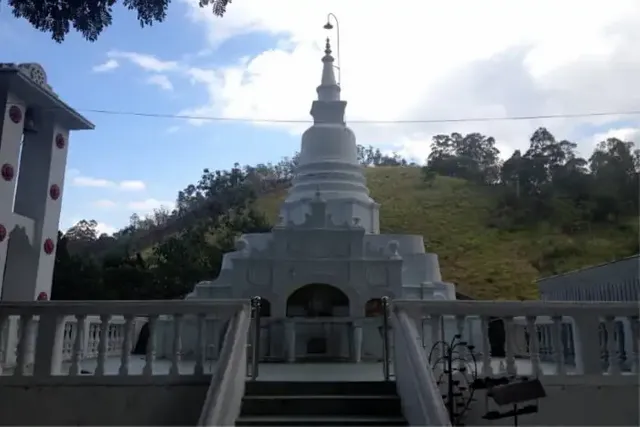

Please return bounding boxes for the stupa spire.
[317,38,341,102]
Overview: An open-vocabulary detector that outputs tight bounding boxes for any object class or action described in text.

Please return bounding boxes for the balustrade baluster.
[480,316,492,377]
[0,314,8,375]
[428,315,441,370]
[169,314,183,377]
[69,314,87,376]
[143,315,158,376]
[604,316,620,375]
[95,315,111,376]
[628,316,639,374]
[13,314,31,377]
[118,316,134,376]
[193,313,206,376]
[551,316,566,376]
[526,316,541,376]
[504,317,516,376]
[455,315,467,370]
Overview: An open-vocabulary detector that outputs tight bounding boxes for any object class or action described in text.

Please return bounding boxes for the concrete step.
[244,381,398,396]
[241,395,402,417]
[235,415,407,426]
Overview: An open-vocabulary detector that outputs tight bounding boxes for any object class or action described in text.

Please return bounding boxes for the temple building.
[0,63,93,302]
[157,38,458,362]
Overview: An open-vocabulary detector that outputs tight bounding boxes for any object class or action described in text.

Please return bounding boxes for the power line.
[9,102,640,124]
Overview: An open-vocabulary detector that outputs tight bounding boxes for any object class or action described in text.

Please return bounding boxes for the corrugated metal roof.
[536,254,640,283]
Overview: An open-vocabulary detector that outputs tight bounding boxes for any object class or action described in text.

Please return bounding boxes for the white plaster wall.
[0,383,210,425]
[464,380,639,426]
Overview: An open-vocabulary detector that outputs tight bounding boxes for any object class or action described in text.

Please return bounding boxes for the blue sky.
[2,1,639,235]
[1,2,303,234]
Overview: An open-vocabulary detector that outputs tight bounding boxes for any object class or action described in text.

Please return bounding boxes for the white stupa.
[156,38,457,362]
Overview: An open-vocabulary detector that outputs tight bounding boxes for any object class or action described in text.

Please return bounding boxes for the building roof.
[536,254,640,284]
[0,63,94,130]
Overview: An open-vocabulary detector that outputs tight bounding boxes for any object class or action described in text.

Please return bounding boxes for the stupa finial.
[317,37,340,101]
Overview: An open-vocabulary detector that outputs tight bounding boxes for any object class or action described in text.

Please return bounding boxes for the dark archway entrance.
[286,284,349,317]
[285,284,350,360]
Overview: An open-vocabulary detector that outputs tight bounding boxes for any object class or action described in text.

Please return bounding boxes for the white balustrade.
[0,300,248,379]
[395,300,639,377]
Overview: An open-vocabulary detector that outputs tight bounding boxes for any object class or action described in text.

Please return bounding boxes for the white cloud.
[92,59,119,73]
[72,176,114,188]
[95,222,117,236]
[127,198,174,214]
[590,127,640,148]
[108,50,179,72]
[179,0,640,162]
[70,173,146,191]
[146,74,174,91]
[167,126,180,133]
[119,180,146,191]
[92,199,118,209]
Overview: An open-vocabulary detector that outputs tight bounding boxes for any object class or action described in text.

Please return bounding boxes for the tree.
[423,132,501,185]
[8,0,233,42]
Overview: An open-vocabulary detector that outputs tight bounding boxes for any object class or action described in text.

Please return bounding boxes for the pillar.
[285,320,296,363]
[0,91,25,298]
[351,321,363,362]
[3,116,68,301]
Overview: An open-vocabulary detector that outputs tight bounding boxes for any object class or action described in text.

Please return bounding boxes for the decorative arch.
[286,283,349,317]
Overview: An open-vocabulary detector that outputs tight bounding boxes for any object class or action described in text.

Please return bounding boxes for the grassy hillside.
[256,167,638,299]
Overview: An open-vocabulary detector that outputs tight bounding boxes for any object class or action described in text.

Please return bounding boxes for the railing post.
[381,296,391,381]
[33,313,65,377]
[250,296,262,380]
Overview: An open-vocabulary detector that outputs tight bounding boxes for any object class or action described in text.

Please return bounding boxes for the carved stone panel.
[246,261,273,287]
[365,265,388,286]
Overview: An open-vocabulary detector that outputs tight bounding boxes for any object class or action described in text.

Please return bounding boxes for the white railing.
[1,315,131,371]
[391,307,452,426]
[396,300,639,377]
[198,304,251,426]
[0,300,248,380]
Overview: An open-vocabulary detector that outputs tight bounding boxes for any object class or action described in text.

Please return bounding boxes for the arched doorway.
[259,298,271,317]
[365,298,383,317]
[286,284,349,317]
[257,298,272,361]
[285,284,350,360]
[364,298,385,361]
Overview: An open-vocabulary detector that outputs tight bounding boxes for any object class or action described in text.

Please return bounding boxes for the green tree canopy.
[7,0,232,42]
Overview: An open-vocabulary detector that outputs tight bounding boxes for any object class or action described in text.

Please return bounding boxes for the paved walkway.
[48,355,573,380]
[3,353,578,379]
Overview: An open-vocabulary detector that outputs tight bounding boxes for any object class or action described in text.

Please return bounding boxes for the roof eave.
[0,69,94,131]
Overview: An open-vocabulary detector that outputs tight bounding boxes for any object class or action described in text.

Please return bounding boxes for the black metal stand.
[428,334,478,426]
[472,375,546,426]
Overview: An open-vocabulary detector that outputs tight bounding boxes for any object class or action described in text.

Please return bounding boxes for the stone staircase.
[236,381,407,426]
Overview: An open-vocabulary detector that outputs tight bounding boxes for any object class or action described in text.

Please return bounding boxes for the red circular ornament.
[55,134,65,149]
[49,184,61,200]
[43,238,55,255]
[1,163,14,181]
[37,292,49,301]
[8,106,22,124]
[0,224,6,242]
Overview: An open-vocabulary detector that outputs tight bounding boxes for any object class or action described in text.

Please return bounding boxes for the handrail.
[392,306,451,427]
[0,300,245,316]
[249,296,262,380]
[394,300,638,317]
[197,304,251,426]
[381,296,391,381]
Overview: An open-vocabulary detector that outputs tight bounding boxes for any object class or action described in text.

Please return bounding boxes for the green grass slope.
[256,167,638,299]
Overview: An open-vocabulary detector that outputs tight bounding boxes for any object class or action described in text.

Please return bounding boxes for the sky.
[1,0,640,236]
